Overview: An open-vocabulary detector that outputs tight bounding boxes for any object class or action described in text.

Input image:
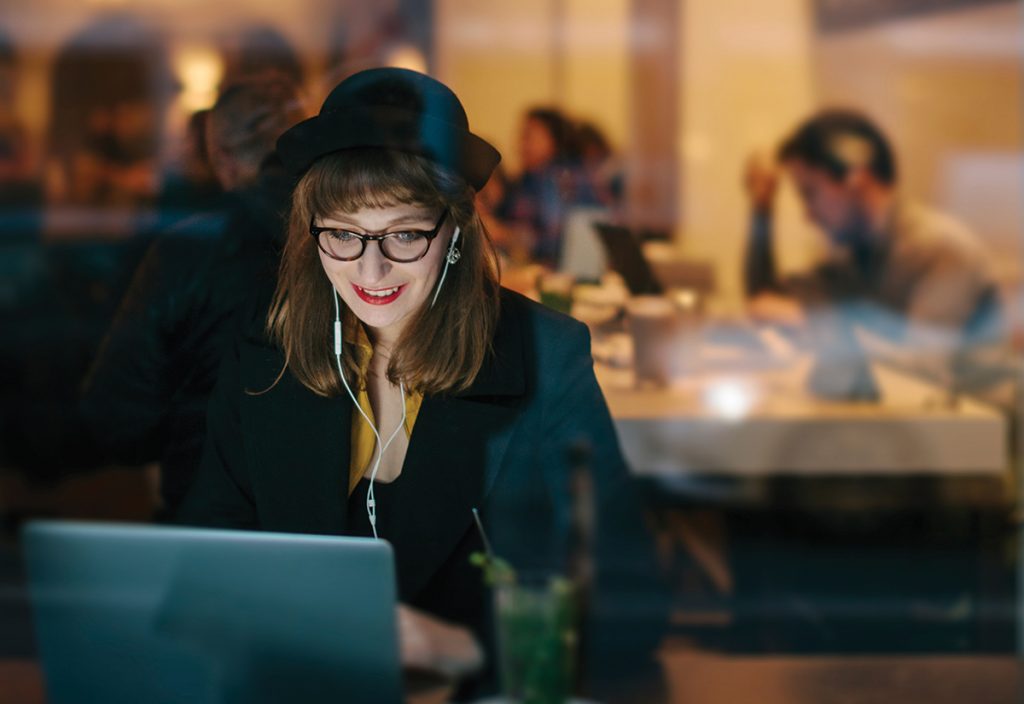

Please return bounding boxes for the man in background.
[744,109,1006,399]
[81,77,307,518]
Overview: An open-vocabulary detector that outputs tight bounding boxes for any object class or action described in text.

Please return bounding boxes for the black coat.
[177,289,666,701]
[81,164,294,513]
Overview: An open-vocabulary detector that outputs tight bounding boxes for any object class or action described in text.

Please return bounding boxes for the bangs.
[302,148,457,218]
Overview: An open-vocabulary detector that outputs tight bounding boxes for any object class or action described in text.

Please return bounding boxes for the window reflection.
[0,1,1020,702]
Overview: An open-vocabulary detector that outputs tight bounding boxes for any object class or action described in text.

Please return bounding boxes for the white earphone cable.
[331,219,456,535]
[333,289,407,540]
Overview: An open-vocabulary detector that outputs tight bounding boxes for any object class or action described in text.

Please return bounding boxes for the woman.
[499,106,598,267]
[178,68,661,699]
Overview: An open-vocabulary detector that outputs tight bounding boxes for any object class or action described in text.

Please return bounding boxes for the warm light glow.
[383,44,428,74]
[673,288,699,311]
[173,45,224,113]
[702,379,756,420]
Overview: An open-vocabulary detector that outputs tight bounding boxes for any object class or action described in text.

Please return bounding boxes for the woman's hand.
[397,604,484,680]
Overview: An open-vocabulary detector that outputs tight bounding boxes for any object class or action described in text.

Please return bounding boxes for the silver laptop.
[23,520,401,704]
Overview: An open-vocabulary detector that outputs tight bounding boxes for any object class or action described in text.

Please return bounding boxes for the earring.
[446,247,461,265]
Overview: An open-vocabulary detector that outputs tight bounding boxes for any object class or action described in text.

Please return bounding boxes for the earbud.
[445,227,462,264]
[432,226,461,306]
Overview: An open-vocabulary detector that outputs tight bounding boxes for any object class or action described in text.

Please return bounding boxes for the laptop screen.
[23,521,401,704]
[593,223,664,295]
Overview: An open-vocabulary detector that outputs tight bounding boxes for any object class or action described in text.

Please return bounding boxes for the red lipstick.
[352,284,405,305]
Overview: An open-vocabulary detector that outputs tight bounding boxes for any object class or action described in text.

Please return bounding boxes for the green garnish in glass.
[470,508,577,704]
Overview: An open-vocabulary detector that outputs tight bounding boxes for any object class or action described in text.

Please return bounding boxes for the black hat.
[276,67,501,190]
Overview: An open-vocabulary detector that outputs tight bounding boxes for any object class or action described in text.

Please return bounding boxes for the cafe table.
[594,339,1013,638]
[659,650,1022,704]
[6,652,1017,704]
[596,354,1008,478]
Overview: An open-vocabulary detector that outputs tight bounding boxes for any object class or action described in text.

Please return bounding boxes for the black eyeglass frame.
[309,210,449,263]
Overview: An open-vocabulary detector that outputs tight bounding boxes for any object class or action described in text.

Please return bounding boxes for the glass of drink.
[494,573,577,704]
[538,272,575,315]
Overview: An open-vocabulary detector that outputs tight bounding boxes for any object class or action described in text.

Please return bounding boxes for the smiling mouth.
[352,284,405,305]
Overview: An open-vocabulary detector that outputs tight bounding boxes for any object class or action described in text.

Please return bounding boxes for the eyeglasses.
[310,210,449,263]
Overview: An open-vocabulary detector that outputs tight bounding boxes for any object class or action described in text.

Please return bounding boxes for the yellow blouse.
[346,322,423,496]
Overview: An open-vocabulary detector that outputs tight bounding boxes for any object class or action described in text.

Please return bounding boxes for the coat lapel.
[243,343,351,536]
[394,393,519,597]
[391,303,528,597]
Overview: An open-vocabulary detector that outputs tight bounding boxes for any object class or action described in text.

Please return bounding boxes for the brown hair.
[208,76,307,177]
[266,148,501,397]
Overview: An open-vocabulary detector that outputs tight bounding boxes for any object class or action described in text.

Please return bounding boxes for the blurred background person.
[157,108,223,219]
[473,164,527,264]
[743,109,1007,398]
[219,24,305,89]
[0,26,45,485]
[45,15,173,209]
[575,120,624,210]
[0,29,31,189]
[81,76,307,519]
[321,8,428,89]
[0,15,175,484]
[498,106,599,268]
[0,26,42,236]
[158,24,305,223]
